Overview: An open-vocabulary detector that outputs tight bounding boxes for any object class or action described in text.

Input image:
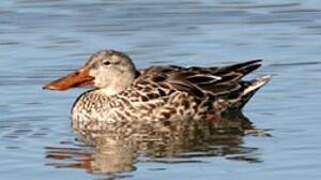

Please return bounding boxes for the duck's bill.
[43,68,94,91]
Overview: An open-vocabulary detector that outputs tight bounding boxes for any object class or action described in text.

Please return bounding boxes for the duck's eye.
[103,60,111,66]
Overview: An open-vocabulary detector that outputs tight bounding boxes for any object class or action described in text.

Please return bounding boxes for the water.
[1,0,321,179]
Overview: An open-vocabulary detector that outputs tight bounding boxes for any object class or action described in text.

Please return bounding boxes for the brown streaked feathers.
[44,50,270,132]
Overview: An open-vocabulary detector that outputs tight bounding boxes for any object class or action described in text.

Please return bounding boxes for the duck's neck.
[96,86,126,96]
[97,77,136,96]
[93,70,140,96]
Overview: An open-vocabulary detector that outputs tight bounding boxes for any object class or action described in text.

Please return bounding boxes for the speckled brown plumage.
[66,51,270,133]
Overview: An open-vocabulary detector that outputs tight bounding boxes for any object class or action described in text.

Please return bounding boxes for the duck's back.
[133,59,270,111]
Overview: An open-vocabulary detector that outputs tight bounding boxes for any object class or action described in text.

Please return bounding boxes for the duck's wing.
[137,60,270,109]
[173,60,262,94]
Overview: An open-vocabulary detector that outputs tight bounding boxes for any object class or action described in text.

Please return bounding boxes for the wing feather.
[136,60,263,98]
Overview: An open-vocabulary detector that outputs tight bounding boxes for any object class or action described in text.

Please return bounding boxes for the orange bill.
[43,67,94,91]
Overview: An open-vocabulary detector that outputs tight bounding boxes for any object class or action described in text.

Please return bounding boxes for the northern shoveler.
[43,49,270,132]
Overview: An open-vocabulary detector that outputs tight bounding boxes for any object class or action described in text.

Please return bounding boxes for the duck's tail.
[232,75,271,110]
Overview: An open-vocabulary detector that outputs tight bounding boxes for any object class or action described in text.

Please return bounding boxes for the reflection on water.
[45,112,264,175]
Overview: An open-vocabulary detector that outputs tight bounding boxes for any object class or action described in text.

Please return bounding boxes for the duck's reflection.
[45,112,265,175]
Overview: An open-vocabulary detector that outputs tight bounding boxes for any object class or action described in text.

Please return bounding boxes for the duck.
[43,49,270,133]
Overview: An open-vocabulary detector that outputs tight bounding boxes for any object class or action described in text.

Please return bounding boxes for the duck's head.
[43,49,137,95]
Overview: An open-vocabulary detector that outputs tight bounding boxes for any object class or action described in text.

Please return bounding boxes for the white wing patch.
[243,75,271,95]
